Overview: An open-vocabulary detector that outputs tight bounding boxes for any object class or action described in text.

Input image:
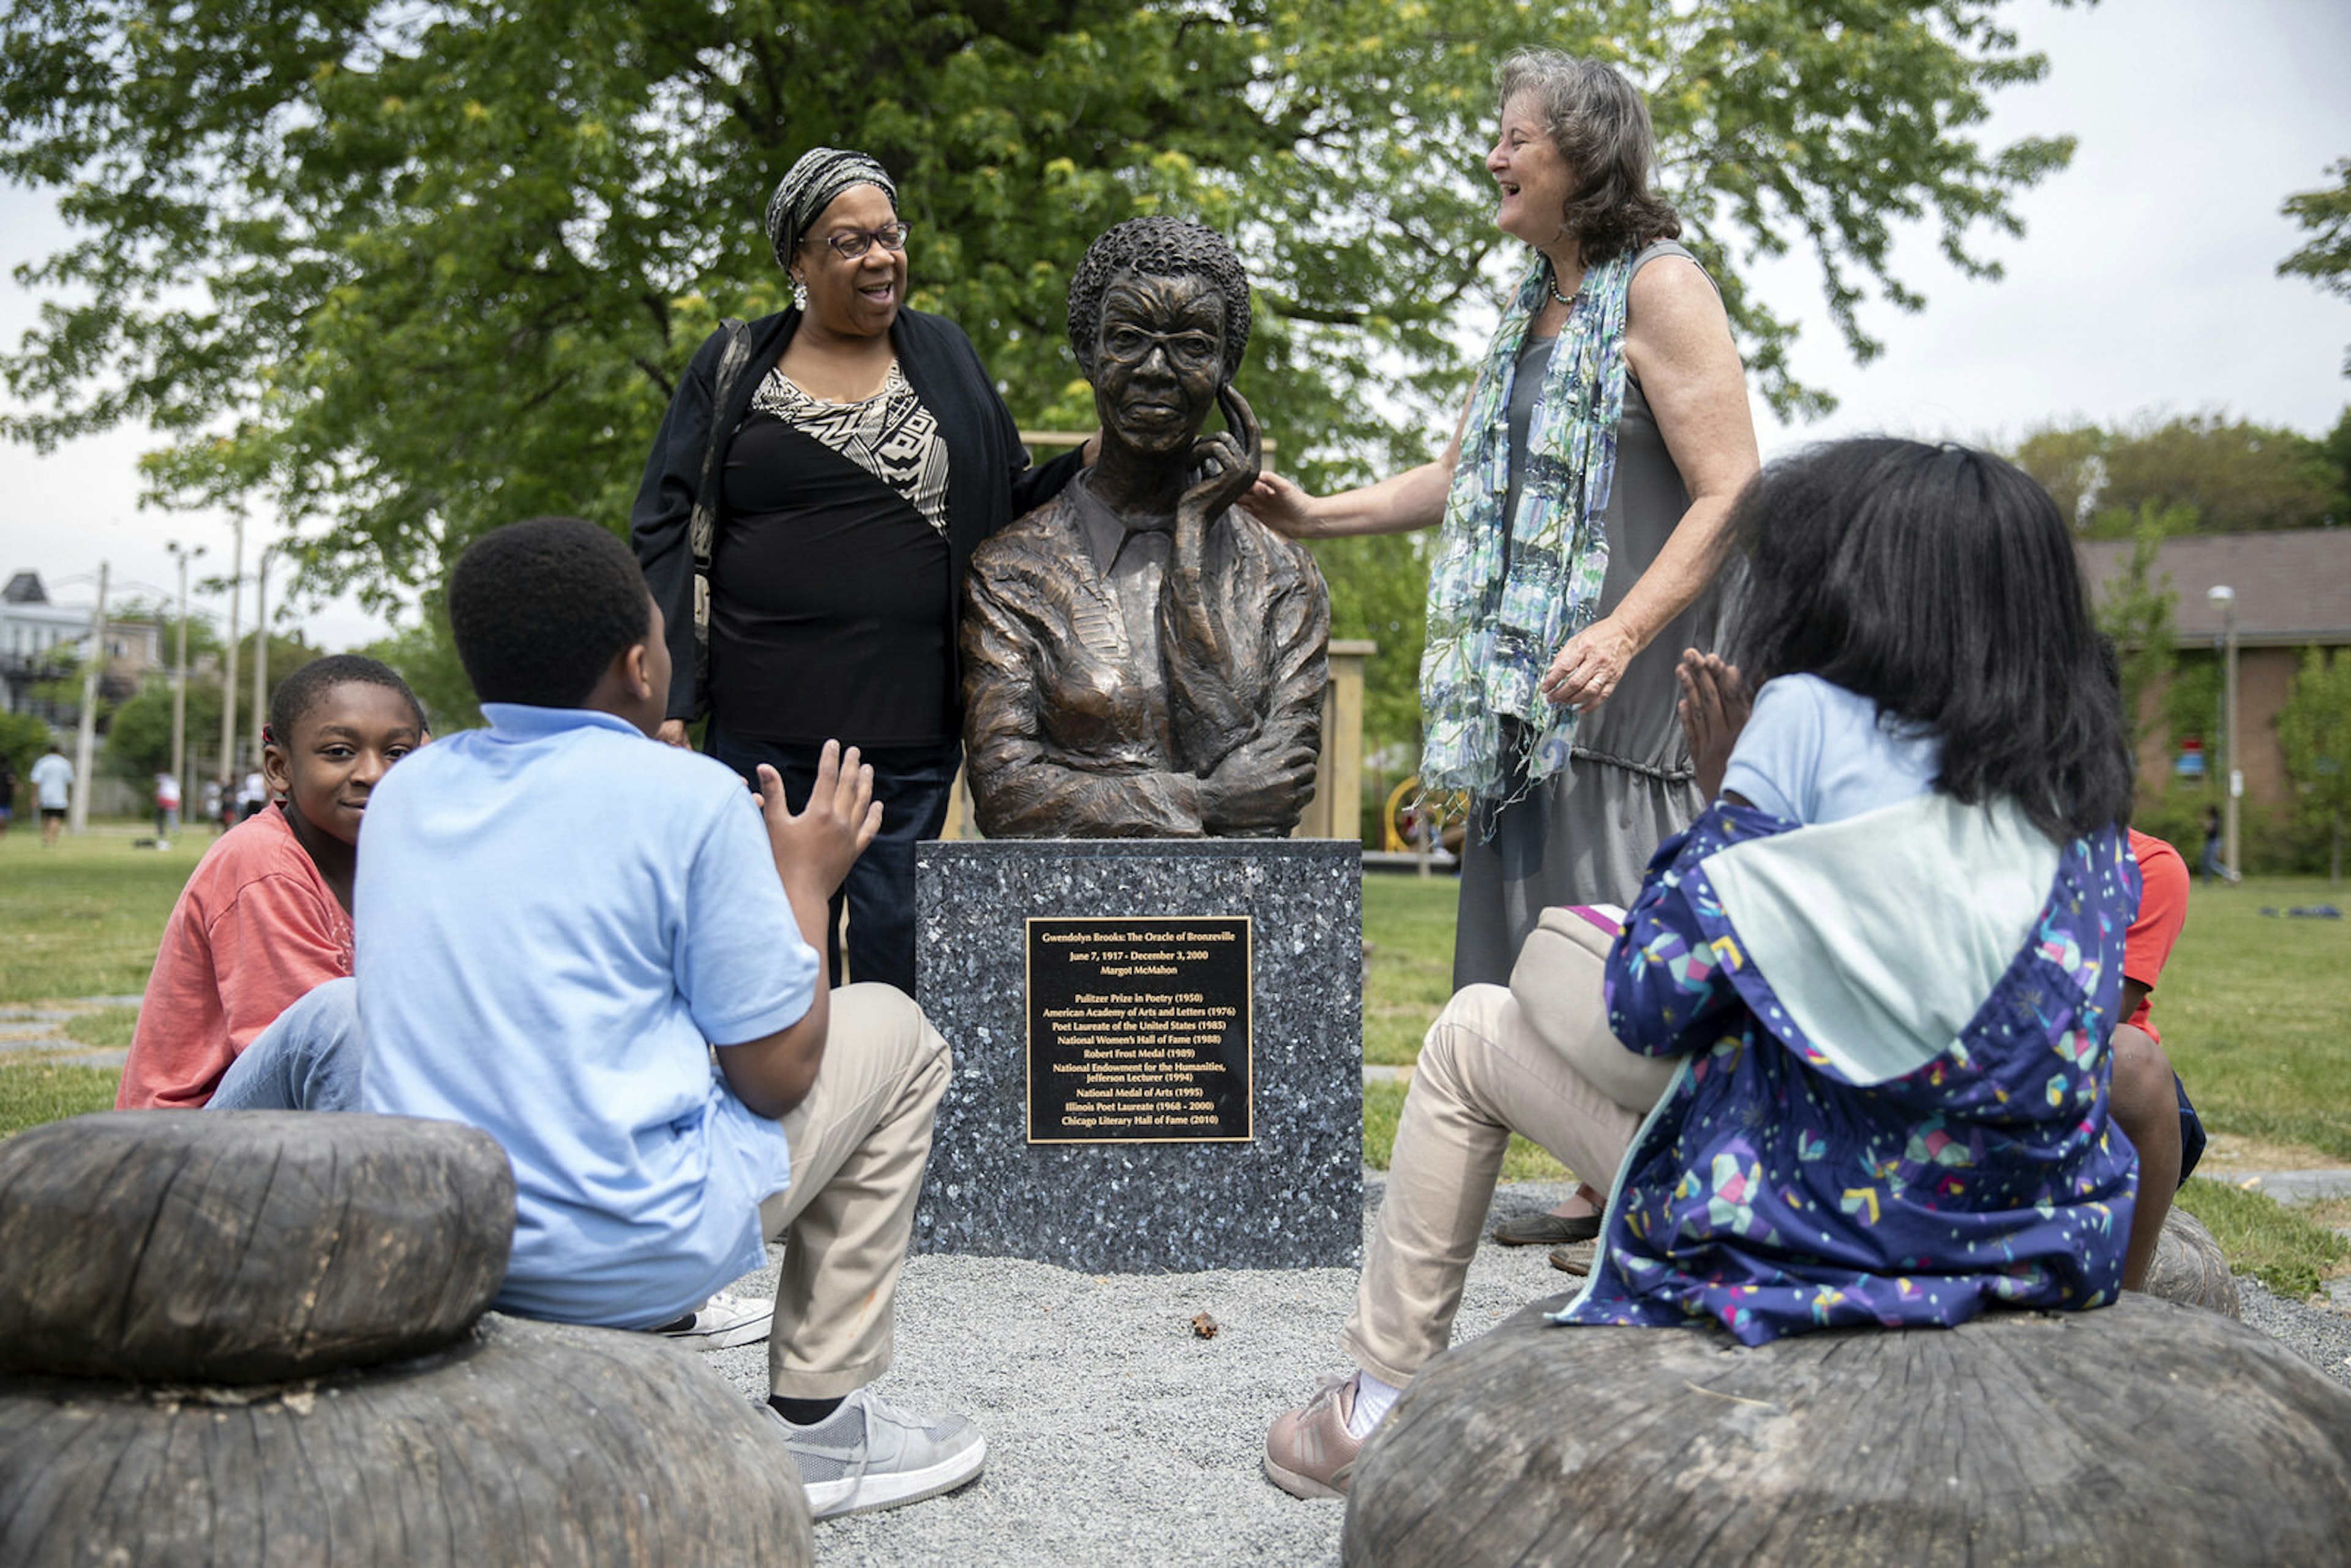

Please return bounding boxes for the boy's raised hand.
[755,741,882,902]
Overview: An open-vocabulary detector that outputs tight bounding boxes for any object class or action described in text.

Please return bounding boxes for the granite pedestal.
[913,839,1362,1272]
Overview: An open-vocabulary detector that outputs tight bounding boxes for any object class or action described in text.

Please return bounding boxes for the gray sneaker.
[765,1387,987,1520]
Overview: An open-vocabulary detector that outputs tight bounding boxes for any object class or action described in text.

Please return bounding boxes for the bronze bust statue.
[961,219,1330,838]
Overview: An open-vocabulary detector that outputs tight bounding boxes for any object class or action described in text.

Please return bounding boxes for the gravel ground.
[691,1174,2351,1566]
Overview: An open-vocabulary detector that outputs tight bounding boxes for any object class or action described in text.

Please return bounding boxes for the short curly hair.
[1066,218,1251,384]
[449,517,651,708]
[266,655,427,741]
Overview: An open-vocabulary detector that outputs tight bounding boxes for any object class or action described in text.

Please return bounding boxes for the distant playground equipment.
[1382,776,1468,858]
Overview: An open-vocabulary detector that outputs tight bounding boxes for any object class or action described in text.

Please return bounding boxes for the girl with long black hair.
[1267,438,2142,1495]
[1569,435,2139,1340]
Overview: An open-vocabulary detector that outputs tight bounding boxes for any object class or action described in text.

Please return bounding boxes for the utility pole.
[2207,583,2241,879]
[69,562,108,835]
[168,541,202,815]
[217,510,244,789]
[250,544,271,764]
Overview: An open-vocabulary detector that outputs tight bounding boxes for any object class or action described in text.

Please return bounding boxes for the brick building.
[2079,530,2351,808]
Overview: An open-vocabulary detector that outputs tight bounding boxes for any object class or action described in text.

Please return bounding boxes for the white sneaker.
[653,1291,772,1350]
[766,1387,987,1520]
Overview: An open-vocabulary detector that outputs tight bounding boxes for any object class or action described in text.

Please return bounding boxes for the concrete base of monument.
[912,838,1363,1272]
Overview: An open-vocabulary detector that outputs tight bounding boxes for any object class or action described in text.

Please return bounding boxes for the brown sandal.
[1548,1240,1596,1276]
[1491,1210,1602,1247]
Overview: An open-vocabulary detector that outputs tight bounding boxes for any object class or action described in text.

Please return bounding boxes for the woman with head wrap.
[631,148,1092,996]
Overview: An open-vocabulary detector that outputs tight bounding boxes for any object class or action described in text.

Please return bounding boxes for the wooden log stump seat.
[1345,1292,2351,1567]
[0,1313,816,1567]
[0,1111,815,1566]
[2145,1206,2240,1318]
[0,1111,514,1382]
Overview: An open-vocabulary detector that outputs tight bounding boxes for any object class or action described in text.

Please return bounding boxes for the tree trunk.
[0,1111,512,1383]
[0,1313,813,1567]
[1346,1292,2351,1567]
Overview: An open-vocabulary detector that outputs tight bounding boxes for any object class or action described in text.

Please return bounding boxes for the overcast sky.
[2,0,2347,651]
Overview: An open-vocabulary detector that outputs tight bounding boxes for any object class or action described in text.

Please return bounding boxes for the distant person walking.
[30,743,73,846]
[238,769,268,822]
[0,754,16,837]
[154,771,182,841]
[2199,803,2238,883]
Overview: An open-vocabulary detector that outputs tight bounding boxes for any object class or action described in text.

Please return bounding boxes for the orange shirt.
[116,805,353,1108]
[2123,828,2189,1045]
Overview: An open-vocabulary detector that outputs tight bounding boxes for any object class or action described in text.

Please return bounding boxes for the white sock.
[1346,1371,1403,1439]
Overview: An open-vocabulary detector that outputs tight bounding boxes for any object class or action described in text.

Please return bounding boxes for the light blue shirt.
[1720,673,1943,826]
[356,703,814,1329]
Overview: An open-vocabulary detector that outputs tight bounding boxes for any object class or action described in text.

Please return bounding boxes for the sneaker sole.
[1262,1452,1348,1501]
[662,1318,773,1351]
[805,1435,988,1521]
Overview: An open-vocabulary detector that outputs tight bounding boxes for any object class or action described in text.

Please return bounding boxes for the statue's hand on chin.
[1174,386,1263,554]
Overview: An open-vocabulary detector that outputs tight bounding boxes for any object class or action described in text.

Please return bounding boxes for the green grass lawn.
[0,824,195,1133]
[2147,876,2351,1163]
[4,838,2344,1292]
[1360,869,2350,1295]
[1362,874,1460,1067]
[2,824,200,1002]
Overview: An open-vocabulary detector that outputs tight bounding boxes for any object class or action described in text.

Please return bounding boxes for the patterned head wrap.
[765,148,899,271]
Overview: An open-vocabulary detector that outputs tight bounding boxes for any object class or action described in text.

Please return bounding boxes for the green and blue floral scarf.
[1419,250,1634,802]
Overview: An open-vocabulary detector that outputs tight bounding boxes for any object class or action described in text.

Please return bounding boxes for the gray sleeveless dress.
[1451,239,1723,989]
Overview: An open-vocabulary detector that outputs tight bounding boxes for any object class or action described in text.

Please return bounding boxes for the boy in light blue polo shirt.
[346,516,984,1521]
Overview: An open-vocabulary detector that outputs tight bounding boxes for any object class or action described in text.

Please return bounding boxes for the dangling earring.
[790,273,808,312]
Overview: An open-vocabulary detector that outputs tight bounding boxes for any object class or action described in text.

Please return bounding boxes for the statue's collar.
[1070,471,1176,576]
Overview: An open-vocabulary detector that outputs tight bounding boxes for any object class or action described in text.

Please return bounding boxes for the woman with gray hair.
[1253,53,1760,1496]
[1251,51,1758,981]
[632,147,1092,1000]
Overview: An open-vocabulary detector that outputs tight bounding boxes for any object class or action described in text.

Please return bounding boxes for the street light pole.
[70,562,108,836]
[2207,583,2240,878]
[167,541,202,818]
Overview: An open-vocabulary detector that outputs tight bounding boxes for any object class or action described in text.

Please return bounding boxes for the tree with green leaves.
[2279,645,2351,885]
[99,623,321,784]
[5,0,2089,716]
[2090,505,2177,758]
[0,710,54,789]
[2281,157,2351,378]
[2011,412,2348,536]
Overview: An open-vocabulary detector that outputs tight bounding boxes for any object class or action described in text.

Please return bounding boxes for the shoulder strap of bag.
[688,317,754,719]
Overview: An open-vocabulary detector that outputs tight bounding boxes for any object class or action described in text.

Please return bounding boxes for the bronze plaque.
[1026,916,1253,1143]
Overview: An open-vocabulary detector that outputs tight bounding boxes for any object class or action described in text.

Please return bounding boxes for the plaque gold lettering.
[1026,915,1253,1143]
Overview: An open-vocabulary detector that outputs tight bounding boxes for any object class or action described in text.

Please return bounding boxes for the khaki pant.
[1343,910,1679,1387]
[756,982,950,1399]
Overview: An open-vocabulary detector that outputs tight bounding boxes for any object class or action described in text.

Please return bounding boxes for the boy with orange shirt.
[118,656,426,1109]
[2110,826,2206,1289]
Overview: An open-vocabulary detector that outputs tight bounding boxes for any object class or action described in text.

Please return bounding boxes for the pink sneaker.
[1264,1373,1367,1499]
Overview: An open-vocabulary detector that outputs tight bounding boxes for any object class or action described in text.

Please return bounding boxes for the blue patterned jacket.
[1553,793,2140,1345]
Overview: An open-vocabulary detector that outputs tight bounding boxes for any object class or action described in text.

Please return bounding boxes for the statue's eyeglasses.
[814,222,911,259]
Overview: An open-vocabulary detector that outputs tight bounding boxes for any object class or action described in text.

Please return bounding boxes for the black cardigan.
[628,305,1086,725]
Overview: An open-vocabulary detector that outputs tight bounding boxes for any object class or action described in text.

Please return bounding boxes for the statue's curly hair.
[1066,218,1251,383]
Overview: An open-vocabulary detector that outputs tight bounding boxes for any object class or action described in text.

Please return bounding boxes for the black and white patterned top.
[750,361,952,536]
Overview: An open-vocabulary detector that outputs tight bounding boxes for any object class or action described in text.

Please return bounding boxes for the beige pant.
[754,982,950,1398]
[1343,910,1679,1387]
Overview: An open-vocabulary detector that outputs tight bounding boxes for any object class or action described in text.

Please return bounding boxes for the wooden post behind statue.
[961,218,1330,838]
